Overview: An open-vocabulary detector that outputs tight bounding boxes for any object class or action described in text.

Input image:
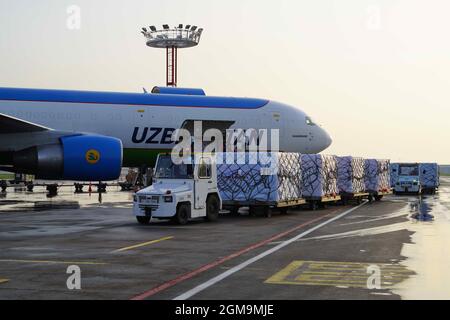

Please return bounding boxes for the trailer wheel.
[263,207,272,218]
[229,207,240,216]
[279,207,289,215]
[368,194,374,203]
[205,195,220,222]
[174,204,190,225]
[136,216,150,225]
[375,195,383,201]
[309,201,319,211]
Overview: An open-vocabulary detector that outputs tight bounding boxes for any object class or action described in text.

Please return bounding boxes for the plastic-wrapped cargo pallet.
[364,159,391,193]
[390,163,399,187]
[336,156,365,194]
[301,154,338,198]
[419,163,439,191]
[217,152,302,204]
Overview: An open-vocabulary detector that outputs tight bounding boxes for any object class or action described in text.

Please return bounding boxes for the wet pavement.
[0,185,133,212]
[0,178,448,299]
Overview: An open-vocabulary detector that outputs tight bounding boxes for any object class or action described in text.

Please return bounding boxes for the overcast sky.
[0,0,449,163]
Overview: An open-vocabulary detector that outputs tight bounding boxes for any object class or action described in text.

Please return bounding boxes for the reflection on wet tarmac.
[0,185,133,212]
[394,177,450,299]
[409,195,434,221]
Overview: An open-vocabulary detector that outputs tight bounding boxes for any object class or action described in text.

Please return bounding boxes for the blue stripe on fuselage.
[0,87,269,109]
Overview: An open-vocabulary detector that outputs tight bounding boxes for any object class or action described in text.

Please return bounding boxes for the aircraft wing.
[0,113,51,134]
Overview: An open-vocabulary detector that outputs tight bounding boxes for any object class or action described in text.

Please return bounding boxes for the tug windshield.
[399,164,419,176]
[154,155,194,179]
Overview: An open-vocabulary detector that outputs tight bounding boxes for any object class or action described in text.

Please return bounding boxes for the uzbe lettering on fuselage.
[132,127,176,144]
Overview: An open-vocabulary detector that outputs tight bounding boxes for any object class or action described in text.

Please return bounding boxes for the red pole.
[166,47,169,87]
[174,46,177,86]
[166,46,178,87]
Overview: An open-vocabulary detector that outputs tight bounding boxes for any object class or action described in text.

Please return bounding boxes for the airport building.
[440,165,450,175]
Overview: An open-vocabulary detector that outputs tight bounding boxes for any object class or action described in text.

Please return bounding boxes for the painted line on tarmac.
[113,236,173,253]
[174,202,367,300]
[0,259,107,265]
[265,260,413,289]
[130,205,359,300]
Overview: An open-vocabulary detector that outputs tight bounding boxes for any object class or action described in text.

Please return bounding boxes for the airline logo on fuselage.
[85,149,100,164]
[132,127,176,145]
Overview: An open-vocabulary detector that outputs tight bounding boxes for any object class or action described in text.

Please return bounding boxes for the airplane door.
[271,112,285,150]
[194,157,211,209]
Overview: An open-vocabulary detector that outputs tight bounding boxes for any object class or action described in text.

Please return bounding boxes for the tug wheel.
[205,195,220,222]
[174,204,190,225]
[136,216,150,225]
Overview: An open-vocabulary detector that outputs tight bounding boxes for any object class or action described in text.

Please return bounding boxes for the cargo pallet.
[223,198,306,218]
[303,195,341,210]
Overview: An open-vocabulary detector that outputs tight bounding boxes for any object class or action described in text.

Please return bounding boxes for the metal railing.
[143,28,203,45]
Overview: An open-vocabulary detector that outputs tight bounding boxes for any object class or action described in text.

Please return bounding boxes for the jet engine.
[12,134,123,181]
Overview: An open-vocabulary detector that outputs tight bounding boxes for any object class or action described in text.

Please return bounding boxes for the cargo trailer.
[217,152,305,217]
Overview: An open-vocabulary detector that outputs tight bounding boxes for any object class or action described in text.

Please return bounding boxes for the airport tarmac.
[0,178,449,300]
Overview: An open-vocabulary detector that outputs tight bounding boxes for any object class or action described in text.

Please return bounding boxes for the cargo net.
[301,154,338,198]
[217,152,302,203]
[337,156,365,194]
[364,159,391,192]
[420,164,439,188]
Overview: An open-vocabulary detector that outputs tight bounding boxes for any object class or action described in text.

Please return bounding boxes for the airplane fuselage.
[0,88,332,167]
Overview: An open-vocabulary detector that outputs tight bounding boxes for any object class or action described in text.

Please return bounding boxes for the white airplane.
[0,86,332,181]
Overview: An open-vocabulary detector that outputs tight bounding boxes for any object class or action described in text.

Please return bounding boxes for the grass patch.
[0,173,14,180]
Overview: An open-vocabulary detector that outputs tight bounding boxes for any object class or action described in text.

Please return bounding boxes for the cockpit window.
[305,116,316,126]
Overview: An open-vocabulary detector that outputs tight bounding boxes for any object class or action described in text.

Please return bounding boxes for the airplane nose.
[324,131,332,149]
[319,128,332,151]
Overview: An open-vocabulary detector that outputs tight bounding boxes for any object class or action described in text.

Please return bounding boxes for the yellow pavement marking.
[113,236,173,253]
[265,260,414,289]
[0,259,107,265]
[0,279,9,284]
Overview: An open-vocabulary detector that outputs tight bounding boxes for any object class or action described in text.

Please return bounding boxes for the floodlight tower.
[141,24,203,87]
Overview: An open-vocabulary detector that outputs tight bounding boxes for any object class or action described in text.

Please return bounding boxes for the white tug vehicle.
[133,154,221,225]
